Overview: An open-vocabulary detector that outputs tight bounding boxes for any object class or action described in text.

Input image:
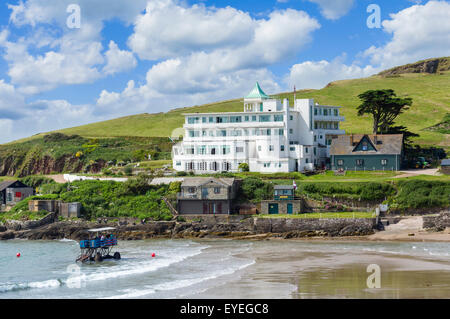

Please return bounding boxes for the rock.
[0,231,15,240]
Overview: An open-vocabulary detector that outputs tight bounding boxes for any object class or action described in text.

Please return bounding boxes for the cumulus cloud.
[0,80,26,120]
[1,0,148,94]
[128,0,255,60]
[103,41,137,75]
[364,0,450,69]
[285,56,378,89]
[306,0,355,20]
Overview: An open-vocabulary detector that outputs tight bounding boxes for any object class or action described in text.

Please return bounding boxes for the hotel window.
[252,115,257,122]
[280,145,285,151]
[334,109,339,116]
[189,131,200,138]
[259,115,271,122]
[290,147,295,151]
[381,159,388,166]
[324,109,328,116]
[319,109,322,115]
[269,145,274,151]
[314,122,318,129]
[278,163,282,168]
[236,147,244,153]
[214,187,221,194]
[209,131,214,137]
[176,162,181,166]
[290,115,293,120]
[198,162,207,171]
[202,117,207,123]
[258,146,262,151]
[231,130,242,136]
[222,145,231,155]
[202,131,207,137]
[334,122,339,129]
[356,159,364,166]
[187,117,199,124]
[244,116,250,122]
[209,146,217,155]
[216,116,229,123]
[274,115,283,122]
[306,159,309,164]
[305,147,309,154]
[216,130,227,137]
[209,117,214,123]
[260,103,263,112]
[289,129,293,134]
[314,148,316,155]
[266,129,271,136]
[210,162,219,171]
[314,108,318,115]
[185,147,195,155]
[230,116,242,123]
[197,146,206,155]
[244,129,249,136]
[337,159,344,166]
[223,162,231,171]
[278,129,284,136]
[186,162,195,171]
[314,136,317,142]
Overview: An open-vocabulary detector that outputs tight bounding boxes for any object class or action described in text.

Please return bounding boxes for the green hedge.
[300,182,396,201]
[391,180,450,209]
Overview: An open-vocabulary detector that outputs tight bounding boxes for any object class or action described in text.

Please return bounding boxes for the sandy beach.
[192,239,450,299]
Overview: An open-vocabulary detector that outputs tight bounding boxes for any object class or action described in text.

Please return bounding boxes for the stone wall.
[1,215,377,240]
[4,212,57,231]
[423,211,450,231]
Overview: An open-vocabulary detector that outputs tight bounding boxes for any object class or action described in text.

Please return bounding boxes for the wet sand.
[191,240,450,299]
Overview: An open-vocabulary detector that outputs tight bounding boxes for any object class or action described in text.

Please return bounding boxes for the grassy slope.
[7,67,450,149]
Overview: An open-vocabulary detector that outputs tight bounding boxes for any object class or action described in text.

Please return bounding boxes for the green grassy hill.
[1,58,449,177]
[12,57,449,150]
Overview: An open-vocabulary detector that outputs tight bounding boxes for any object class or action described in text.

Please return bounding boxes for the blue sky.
[0,0,449,143]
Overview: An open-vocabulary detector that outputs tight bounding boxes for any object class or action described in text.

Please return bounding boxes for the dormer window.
[362,142,368,151]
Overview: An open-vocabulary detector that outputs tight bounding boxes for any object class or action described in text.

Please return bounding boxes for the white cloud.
[306,0,355,20]
[103,41,137,75]
[1,0,148,94]
[285,56,378,89]
[364,0,450,69]
[0,80,26,120]
[129,0,256,60]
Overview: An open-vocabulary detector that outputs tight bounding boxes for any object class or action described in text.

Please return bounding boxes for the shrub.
[238,163,249,172]
[238,177,274,203]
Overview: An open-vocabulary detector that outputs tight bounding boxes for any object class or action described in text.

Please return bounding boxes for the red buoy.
[151,253,156,258]
[16,253,21,258]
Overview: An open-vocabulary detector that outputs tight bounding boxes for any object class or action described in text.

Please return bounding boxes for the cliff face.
[378,57,450,76]
[0,153,106,177]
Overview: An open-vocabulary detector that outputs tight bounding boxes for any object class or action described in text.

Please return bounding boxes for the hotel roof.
[245,82,270,100]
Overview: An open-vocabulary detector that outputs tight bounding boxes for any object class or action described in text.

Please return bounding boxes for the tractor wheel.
[95,252,103,262]
[113,252,121,260]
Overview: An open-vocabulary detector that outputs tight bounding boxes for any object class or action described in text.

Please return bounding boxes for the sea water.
[1,239,449,299]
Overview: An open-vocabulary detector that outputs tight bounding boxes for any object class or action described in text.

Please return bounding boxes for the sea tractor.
[76,227,121,263]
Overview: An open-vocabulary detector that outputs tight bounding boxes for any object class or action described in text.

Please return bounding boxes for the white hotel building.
[172,83,345,173]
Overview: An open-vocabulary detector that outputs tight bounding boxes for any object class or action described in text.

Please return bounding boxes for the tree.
[357,89,412,134]
[238,163,249,172]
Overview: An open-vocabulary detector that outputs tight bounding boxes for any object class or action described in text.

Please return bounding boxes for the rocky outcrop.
[0,216,377,240]
[0,153,106,177]
[378,57,450,76]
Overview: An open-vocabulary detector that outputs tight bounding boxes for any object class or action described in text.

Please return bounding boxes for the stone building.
[261,185,303,215]
[0,180,34,207]
[177,177,239,215]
